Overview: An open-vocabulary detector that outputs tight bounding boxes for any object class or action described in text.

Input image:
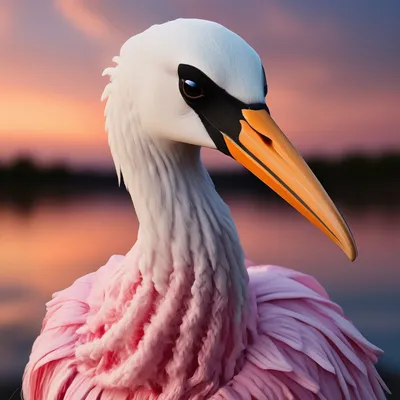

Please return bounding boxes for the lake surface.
[0,192,399,384]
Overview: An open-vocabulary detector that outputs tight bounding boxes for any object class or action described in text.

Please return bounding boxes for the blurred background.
[1,0,399,398]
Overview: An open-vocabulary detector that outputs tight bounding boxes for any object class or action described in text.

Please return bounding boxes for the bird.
[22,18,389,400]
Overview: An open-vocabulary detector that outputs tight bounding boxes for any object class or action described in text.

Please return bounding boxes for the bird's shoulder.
[225,261,389,399]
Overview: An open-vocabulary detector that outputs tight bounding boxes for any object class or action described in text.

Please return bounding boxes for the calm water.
[0,193,399,383]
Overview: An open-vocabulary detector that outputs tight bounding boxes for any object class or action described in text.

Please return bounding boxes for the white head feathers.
[101,18,265,184]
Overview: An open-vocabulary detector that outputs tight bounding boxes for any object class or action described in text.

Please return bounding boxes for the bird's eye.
[182,79,204,99]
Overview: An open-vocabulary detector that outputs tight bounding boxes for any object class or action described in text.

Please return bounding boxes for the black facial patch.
[262,66,268,96]
[178,64,269,156]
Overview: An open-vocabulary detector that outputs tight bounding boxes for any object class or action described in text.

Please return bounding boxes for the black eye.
[182,79,204,99]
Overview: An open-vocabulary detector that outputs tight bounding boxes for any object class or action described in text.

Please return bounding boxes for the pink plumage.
[23,254,388,399]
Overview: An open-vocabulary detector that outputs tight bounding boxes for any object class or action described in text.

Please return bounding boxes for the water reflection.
[0,193,399,384]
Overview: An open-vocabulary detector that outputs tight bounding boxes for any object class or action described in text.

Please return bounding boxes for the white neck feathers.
[80,60,252,396]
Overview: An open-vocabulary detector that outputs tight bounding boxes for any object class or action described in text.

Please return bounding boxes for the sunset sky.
[1,1,399,170]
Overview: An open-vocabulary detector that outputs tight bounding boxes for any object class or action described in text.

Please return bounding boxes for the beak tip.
[345,243,358,262]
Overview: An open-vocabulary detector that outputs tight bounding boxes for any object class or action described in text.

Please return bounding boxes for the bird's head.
[103,18,357,261]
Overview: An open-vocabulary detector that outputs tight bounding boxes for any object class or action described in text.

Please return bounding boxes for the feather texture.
[23,257,388,399]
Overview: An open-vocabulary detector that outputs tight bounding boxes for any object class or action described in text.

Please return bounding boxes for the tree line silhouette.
[0,153,399,211]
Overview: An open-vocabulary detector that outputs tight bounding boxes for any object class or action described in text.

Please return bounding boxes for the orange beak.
[223,108,357,261]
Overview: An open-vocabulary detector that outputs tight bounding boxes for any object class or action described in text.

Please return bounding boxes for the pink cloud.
[54,0,115,40]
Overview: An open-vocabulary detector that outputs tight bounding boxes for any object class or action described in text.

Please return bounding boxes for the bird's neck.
[123,138,247,293]
[89,136,251,394]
